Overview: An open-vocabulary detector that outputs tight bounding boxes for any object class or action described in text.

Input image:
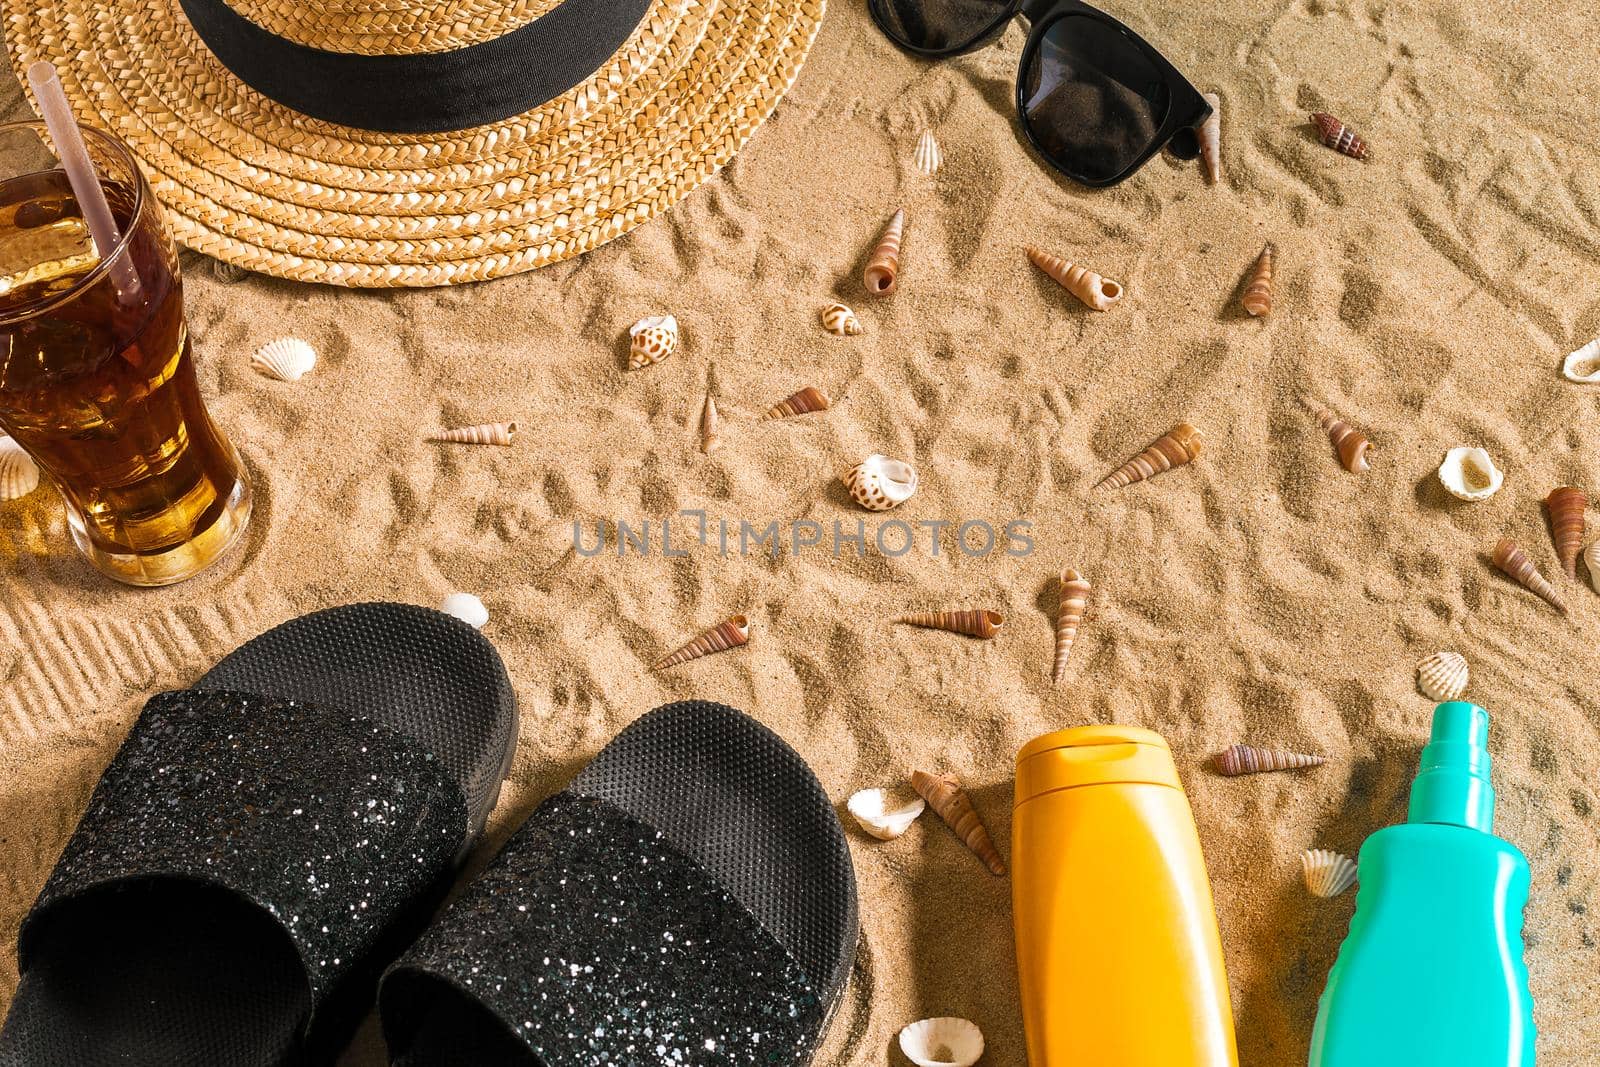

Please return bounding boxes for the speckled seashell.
[845,787,925,840]
[652,614,750,669]
[761,386,830,421]
[893,609,1003,640]
[0,436,41,501]
[845,454,917,511]
[251,336,316,381]
[1052,568,1090,684]
[1311,112,1368,160]
[911,770,1006,876]
[913,129,943,177]
[863,208,905,296]
[1416,651,1469,702]
[821,302,863,336]
[1025,245,1123,311]
[1241,243,1276,316]
[628,315,678,370]
[898,1017,984,1067]
[1198,92,1222,183]
[1437,447,1502,501]
[428,421,517,445]
[1215,745,1326,776]
[1491,538,1565,614]
[699,391,722,454]
[438,592,489,629]
[1562,339,1600,382]
[1304,398,1370,472]
[1546,486,1586,578]
[1302,848,1358,898]
[1096,423,1203,491]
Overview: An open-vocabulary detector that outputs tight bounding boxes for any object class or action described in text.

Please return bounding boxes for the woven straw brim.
[1,0,824,286]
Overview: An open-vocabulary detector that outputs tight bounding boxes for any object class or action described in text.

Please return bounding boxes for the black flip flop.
[0,603,517,1067]
[379,700,859,1066]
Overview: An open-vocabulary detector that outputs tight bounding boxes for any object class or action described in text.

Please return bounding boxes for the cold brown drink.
[0,121,250,585]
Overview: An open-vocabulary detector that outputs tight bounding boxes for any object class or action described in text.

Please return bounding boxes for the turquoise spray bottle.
[1309,701,1536,1066]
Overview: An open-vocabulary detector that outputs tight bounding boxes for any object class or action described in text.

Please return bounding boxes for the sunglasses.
[869,0,1212,187]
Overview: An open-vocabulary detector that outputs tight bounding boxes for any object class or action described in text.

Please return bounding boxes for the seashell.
[429,421,517,445]
[1586,538,1600,594]
[898,1017,985,1067]
[652,614,750,669]
[1311,112,1369,160]
[1437,447,1502,501]
[1096,422,1203,491]
[1562,338,1600,382]
[1416,651,1469,702]
[250,336,316,381]
[762,386,831,421]
[1215,744,1326,776]
[1052,568,1090,684]
[210,257,251,283]
[1025,245,1123,311]
[1304,398,1370,472]
[821,302,863,336]
[1491,538,1565,614]
[845,787,925,840]
[911,770,1006,876]
[845,454,917,511]
[0,436,41,502]
[1545,486,1586,578]
[1241,242,1276,316]
[863,208,905,296]
[439,592,489,629]
[913,128,943,177]
[1198,92,1222,184]
[1302,848,1358,898]
[894,609,1004,640]
[699,390,722,454]
[628,315,678,370]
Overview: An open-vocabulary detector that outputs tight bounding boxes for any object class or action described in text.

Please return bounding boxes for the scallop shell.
[1025,245,1123,311]
[1437,447,1502,501]
[1198,92,1222,183]
[1215,745,1326,776]
[913,129,943,177]
[1241,243,1275,316]
[439,592,489,629]
[1304,398,1371,472]
[429,421,517,445]
[629,315,678,370]
[1052,568,1090,684]
[251,336,316,381]
[1546,486,1586,578]
[652,614,750,669]
[1311,112,1368,160]
[1491,538,1565,614]
[845,787,925,840]
[898,1017,985,1067]
[845,454,917,511]
[1586,538,1600,593]
[762,386,830,421]
[1416,651,1469,702]
[1096,423,1203,491]
[863,208,905,296]
[1563,339,1600,382]
[0,436,41,501]
[894,609,1003,640]
[699,390,722,454]
[1302,848,1358,898]
[821,302,863,336]
[911,770,1006,876]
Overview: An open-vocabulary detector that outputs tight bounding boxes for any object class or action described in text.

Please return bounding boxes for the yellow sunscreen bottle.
[1012,725,1239,1066]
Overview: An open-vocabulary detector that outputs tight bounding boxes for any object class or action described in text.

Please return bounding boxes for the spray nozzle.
[1407,701,1495,832]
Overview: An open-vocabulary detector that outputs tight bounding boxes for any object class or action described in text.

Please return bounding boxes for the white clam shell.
[846,787,925,840]
[1587,539,1600,594]
[250,336,317,381]
[1562,339,1600,382]
[629,314,679,369]
[913,128,943,176]
[1416,651,1468,702]
[845,454,918,512]
[1302,848,1357,898]
[439,592,489,629]
[1437,446,1503,501]
[899,1017,984,1067]
[0,436,41,501]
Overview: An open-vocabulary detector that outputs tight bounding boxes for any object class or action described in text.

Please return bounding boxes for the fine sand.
[3,1,1600,1062]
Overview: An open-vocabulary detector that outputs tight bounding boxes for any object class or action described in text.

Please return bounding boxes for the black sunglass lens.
[870,0,1013,54]
[1020,15,1171,183]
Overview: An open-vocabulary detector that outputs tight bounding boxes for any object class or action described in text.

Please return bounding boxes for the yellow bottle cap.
[1015,725,1182,806]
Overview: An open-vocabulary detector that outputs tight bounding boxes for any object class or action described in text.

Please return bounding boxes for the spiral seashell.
[0,436,41,502]
[1025,245,1124,311]
[1545,486,1587,578]
[845,787,925,841]
[699,390,722,454]
[1437,447,1502,501]
[628,315,678,370]
[1416,651,1469,702]
[1096,422,1203,492]
[1491,538,1565,614]
[1303,398,1370,472]
[1198,92,1222,183]
[913,129,943,177]
[652,614,750,669]
[1241,242,1276,316]
[911,770,1006,876]
[1311,112,1368,160]
[438,592,489,629]
[845,454,917,511]
[863,208,904,296]
[893,609,1004,640]
[761,386,830,421]
[898,1017,984,1067]
[1215,745,1327,776]
[251,336,316,381]
[428,421,517,445]
[821,302,863,336]
[1052,568,1090,684]
[1563,338,1600,382]
[1302,848,1358,898]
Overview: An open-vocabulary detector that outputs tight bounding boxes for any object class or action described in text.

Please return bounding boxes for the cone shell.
[911,770,1006,876]
[762,386,830,421]
[0,436,41,501]
[429,421,517,445]
[898,1017,984,1067]
[845,454,918,511]
[1437,447,1502,501]
[1311,112,1368,160]
[652,614,750,669]
[1215,744,1326,776]
[699,391,722,454]
[1305,399,1370,472]
[628,315,678,370]
[1241,243,1276,317]
[1025,245,1123,311]
[1052,569,1090,684]
[1491,538,1565,613]
[894,609,1003,640]
[1096,422,1203,491]
[913,129,943,177]
[1302,848,1358,898]
[1198,92,1222,183]
[1546,486,1587,578]
[845,787,925,841]
[250,336,316,381]
[863,208,904,296]
[1416,651,1469,702]
[821,302,863,336]
[1563,338,1600,382]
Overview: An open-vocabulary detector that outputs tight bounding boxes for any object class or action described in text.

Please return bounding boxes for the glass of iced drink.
[0,120,250,585]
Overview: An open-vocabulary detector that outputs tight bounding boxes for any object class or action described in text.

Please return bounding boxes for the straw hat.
[1,0,824,287]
